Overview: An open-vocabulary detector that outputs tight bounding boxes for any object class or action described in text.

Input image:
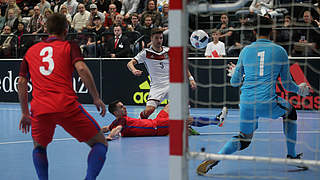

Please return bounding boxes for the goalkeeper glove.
[227,62,236,77]
[297,83,310,97]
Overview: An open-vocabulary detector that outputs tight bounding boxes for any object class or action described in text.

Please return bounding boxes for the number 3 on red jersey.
[40,47,54,76]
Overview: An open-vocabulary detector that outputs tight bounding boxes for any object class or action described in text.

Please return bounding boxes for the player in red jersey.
[102,100,228,140]
[18,13,108,180]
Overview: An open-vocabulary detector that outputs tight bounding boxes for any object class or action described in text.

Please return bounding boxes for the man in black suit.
[105,25,131,58]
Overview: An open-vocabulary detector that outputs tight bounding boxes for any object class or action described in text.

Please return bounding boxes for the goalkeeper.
[102,100,227,140]
[197,16,310,175]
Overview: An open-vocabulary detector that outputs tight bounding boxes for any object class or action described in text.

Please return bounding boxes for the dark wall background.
[0,58,318,110]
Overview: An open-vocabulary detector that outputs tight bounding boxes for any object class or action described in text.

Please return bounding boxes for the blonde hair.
[44,8,53,17]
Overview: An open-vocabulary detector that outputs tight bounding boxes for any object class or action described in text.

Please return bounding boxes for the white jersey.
[134,46,169,86]
[205,41,226,57]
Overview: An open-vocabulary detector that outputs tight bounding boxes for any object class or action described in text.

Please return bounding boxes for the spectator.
[105,25,131,57]
[103,3,119,28]
[5,0,20,20]
[159,3,168,46]
[62,0,78,16]
[82,0,92,11]
[106,0,122,13]
[292,10,320,56]
[51,0,64,13]
[37,0,51,15]
[216,13,235,47]
[140,0,161,27]
[83,15,106,57]
[160,3,168,29]
[42,8,53,25]
[0,0,7,17]
[0,25,14,56]
[72,3,90,33]
[110,14,127,32]
[0,7,5,31]
[18,1,32,17]
[249,0,284,18]
[157,0,168,12]
[315,0,320,27]
[97,0,108,13]
[227,15,255,57]
[13,21,28,56]
[250,0,273,15]
[205,29,226,58]
[59,4,72,25]
[120,0,139,21]
[87,3,105,30]
[27,8,34,18]
[276,15,294,54]
[139,14,154,47]
[5,8,18,32]
[136,0,145,14]
[127,12,142,32]
[27,6,43,34]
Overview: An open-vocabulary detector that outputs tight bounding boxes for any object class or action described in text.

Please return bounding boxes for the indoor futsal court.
[0,103,319,180]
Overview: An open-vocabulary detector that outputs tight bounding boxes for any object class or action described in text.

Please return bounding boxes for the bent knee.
[282,106,297,121]
[233,133,253,150]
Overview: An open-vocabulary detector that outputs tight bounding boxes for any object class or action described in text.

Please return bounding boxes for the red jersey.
[109,110,169,137]
[19,37,83,116]
[109,116,158,136]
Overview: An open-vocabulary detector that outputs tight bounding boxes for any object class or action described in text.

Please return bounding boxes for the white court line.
[190,114,320,120]
[200,130,320,135]
[1,131,319,145]
[0,137,76,145]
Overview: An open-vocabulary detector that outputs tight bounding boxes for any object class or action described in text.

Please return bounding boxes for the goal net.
[169,0,320,180]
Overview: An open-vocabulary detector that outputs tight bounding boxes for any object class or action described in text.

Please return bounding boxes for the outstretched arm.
[229,50,245,87]
[280,60,309,97]
[75,61,106,117]
[127,59,143,76]
[187,69,197,90]
[106,125,123,140]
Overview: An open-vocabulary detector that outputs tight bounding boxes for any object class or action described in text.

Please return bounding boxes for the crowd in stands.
[0,0,169,58]
[0,0,320,58]
[203,0,320,57]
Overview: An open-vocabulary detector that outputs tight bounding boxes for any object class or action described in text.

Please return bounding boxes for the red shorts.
[155,109,169,136]
[31,104,101,147]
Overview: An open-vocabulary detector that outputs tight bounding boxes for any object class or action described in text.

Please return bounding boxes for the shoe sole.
[196,160,219,175]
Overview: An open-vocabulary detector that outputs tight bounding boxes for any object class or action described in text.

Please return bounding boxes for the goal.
[168,0,320,180]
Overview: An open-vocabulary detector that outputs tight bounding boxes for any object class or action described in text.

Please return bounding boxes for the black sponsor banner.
[74,60,101,103]
[188,59,239,108]
[0,59,318,110]
[276,59,320,110]
[101,60,155,105]
[189,58,320,110]
[0,60,100,104]
[0,61,27,102]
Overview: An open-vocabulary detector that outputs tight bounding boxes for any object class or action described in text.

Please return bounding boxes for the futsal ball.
[190,30,209,49]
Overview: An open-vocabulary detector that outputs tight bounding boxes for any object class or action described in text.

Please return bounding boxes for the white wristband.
[189,76,194,81]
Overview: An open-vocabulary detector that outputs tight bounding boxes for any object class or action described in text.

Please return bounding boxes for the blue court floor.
[0,103,319,180]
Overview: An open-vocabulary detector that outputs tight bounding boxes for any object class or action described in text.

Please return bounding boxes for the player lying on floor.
[102,100,228,140]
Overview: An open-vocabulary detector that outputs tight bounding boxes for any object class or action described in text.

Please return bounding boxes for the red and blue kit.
[109,110,169,136]
[19,37,100,147]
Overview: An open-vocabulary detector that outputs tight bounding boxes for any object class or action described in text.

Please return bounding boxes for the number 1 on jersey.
[258,51,265,76]
[40,47,54,76]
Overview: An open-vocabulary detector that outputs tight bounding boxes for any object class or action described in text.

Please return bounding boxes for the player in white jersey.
[127,28,197,119]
